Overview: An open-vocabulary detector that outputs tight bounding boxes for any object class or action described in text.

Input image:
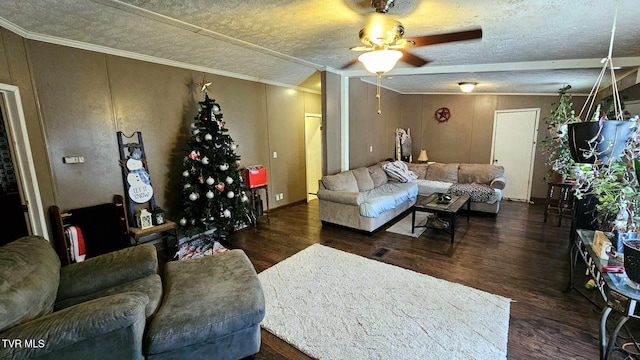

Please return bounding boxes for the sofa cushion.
[368,165,388,187]
[0,236,61,332]
[458,164,505,184]
[352,167,375,192]
[359,182,418,218]
[322,171,359,192]
[415,179,453,196]
[425,163,459,183]
[405,163,428,179]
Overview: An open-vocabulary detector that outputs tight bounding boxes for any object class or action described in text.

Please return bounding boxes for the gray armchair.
[0,236,264,360]
[0,236,161,360]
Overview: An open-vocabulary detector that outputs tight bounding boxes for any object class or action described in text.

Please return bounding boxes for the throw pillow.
[352,167,375,192]
[322,171,359,192]
[368,165,388,187]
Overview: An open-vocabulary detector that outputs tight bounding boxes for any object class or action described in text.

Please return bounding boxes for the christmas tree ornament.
[223,209,231,218]
[189,150,200,161]
[241,194,248,202]
[201,156,209,165]
[225,176,233,184]
[182,170,189,177]
[189,192,198,201]
[206,190,214,199]
[195,136,202,143]
[179,218,187,226]
[215,183,225,192]
[226,191,235,198]
[190,122,197,129]
[214,143,222,148]
[213,105,220,113]
[231,144,238,150]
[193,129,200,135]
[204,133,213,141]
[184,183,192,189]
[219,163,229,171]
[206,176,215,185]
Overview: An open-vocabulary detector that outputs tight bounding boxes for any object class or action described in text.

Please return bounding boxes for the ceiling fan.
[343,0,482,114]
[343,0,483,71]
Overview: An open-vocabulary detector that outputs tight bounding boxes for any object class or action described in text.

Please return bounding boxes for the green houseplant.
[538,85,580,182]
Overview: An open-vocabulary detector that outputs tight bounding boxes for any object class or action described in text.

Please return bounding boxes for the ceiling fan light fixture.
[458,82,477,93]
[358,49,403,74]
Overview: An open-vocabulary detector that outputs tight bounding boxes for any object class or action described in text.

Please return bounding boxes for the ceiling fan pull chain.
[376,72,382,115]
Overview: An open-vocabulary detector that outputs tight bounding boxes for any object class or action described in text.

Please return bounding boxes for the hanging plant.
[538,85,579,181]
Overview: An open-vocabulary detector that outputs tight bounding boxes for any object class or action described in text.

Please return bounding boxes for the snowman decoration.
[126,149,154,203]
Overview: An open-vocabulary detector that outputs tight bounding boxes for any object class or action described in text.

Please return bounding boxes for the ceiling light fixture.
[458,82,477,93]
[359,49,403,114]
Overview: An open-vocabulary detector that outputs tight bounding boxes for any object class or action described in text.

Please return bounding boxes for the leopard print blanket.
[447,183,494,203]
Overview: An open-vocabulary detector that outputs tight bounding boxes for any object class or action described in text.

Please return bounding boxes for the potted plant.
[567,102,635,164]
[538,85,580,182]
[571,116,640,234]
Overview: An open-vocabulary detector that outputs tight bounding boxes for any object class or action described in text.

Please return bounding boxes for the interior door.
[305,114,322,202]
[491,109,540,202]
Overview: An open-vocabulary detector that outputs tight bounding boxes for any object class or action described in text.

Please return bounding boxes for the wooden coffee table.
[411,194,471,243]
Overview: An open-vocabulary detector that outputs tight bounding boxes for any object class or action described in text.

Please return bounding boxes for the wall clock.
[435,107,451,122]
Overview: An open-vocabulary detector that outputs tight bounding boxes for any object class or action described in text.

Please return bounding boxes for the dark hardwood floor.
[217,199,617,359]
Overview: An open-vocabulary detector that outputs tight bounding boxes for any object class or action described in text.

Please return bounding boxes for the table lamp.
[417,150,428,163]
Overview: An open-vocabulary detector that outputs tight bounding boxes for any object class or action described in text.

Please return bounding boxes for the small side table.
[544,181,575,226]
[129,220,179,249]
[249,185,270,224]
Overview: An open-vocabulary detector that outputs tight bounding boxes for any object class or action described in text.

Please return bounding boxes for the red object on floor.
[244,168,268,188]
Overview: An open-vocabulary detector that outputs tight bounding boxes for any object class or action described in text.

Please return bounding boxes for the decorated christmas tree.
[178,87,252,247]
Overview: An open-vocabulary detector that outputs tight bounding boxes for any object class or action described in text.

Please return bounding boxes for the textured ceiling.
[1,0,639,95]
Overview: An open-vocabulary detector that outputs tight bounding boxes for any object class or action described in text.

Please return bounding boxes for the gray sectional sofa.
[318,164,418,232]
[318,161,506,232]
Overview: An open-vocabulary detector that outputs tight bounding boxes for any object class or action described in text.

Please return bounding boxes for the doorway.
[491,108,540,202]
[305,113,322,202]
[0,105,28,245]
[0,84,48,240]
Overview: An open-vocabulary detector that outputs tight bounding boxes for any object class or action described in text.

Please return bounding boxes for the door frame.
[304,112,322,202]
[0,83,48,238]
[490,108,540,202]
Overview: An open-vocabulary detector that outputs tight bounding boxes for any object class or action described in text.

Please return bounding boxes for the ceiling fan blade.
[406,28,482,47]
[349,45,374,52]
[399,50,429,67]
[340,58,360,70]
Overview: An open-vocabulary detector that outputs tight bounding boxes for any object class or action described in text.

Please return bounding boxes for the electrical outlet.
[273,152,278,159]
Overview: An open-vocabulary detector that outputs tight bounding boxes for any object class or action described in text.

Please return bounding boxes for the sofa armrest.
[57,244,158,301]
[0,292,148,359]
[490,176,506,190]
[317,189,363,205]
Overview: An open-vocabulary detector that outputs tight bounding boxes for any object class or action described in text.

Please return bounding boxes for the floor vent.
[373,247,390,257]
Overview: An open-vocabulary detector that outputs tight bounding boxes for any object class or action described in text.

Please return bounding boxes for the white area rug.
[386,212,429,237]
[258,244,511,360]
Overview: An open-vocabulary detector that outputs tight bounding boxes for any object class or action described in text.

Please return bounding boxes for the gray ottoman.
[145,249,265,360]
